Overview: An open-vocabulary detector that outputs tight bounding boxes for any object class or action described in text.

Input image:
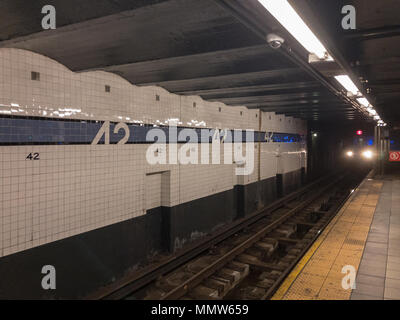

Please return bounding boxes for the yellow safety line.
[271,185,358,300]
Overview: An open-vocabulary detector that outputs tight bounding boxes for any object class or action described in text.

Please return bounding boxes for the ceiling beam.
[244,99,345,109]
[174,81,321,96]
[278,109,356,115]
[1,0,264,71]
[343,26,400,41]
[208,91,331,105]
[139,68,306,93]
[0,0,170,44]
[261,108,356,114]
[91,44,286,84]
[369,79,400,86]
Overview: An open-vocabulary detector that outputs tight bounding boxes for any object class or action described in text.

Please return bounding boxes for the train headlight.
[346,151,354,157]
[362,150,373,159]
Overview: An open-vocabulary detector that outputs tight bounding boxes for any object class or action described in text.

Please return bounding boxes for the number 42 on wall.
[92,121,130,145]
[26,153,40,160]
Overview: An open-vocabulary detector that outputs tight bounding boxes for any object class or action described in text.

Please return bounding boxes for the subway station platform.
[272,172,400,300]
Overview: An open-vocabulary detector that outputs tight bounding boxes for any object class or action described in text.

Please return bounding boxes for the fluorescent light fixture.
[335,75,359,95]
[367,108,377,116]
[357,97,370,108]
[258,0,331,60]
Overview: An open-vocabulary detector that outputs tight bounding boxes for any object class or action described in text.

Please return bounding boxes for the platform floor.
[272,173,400,300]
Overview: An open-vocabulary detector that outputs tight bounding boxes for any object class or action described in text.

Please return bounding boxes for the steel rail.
[261,175,362,299]
[94,173,335,300]
[160,174,345,300]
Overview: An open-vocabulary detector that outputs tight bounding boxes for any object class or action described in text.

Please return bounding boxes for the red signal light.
[356,130,363,136]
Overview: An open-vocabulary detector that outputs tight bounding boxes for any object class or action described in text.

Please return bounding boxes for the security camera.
[266,33,285,49]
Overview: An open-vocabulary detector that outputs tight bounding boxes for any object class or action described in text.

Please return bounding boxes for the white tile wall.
[177,144,234,204]
[0,145,145,257]
[260,143,279,180]
[0,48,307,132]
[277,143,307,174]
[0,48,307,258]
[145,173,162,210]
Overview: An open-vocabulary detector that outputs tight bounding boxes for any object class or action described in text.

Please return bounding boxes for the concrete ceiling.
[2,0,392,123]
[292,0,400,126]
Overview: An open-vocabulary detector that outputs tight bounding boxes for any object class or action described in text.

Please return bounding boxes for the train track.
[94,170,367,300]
